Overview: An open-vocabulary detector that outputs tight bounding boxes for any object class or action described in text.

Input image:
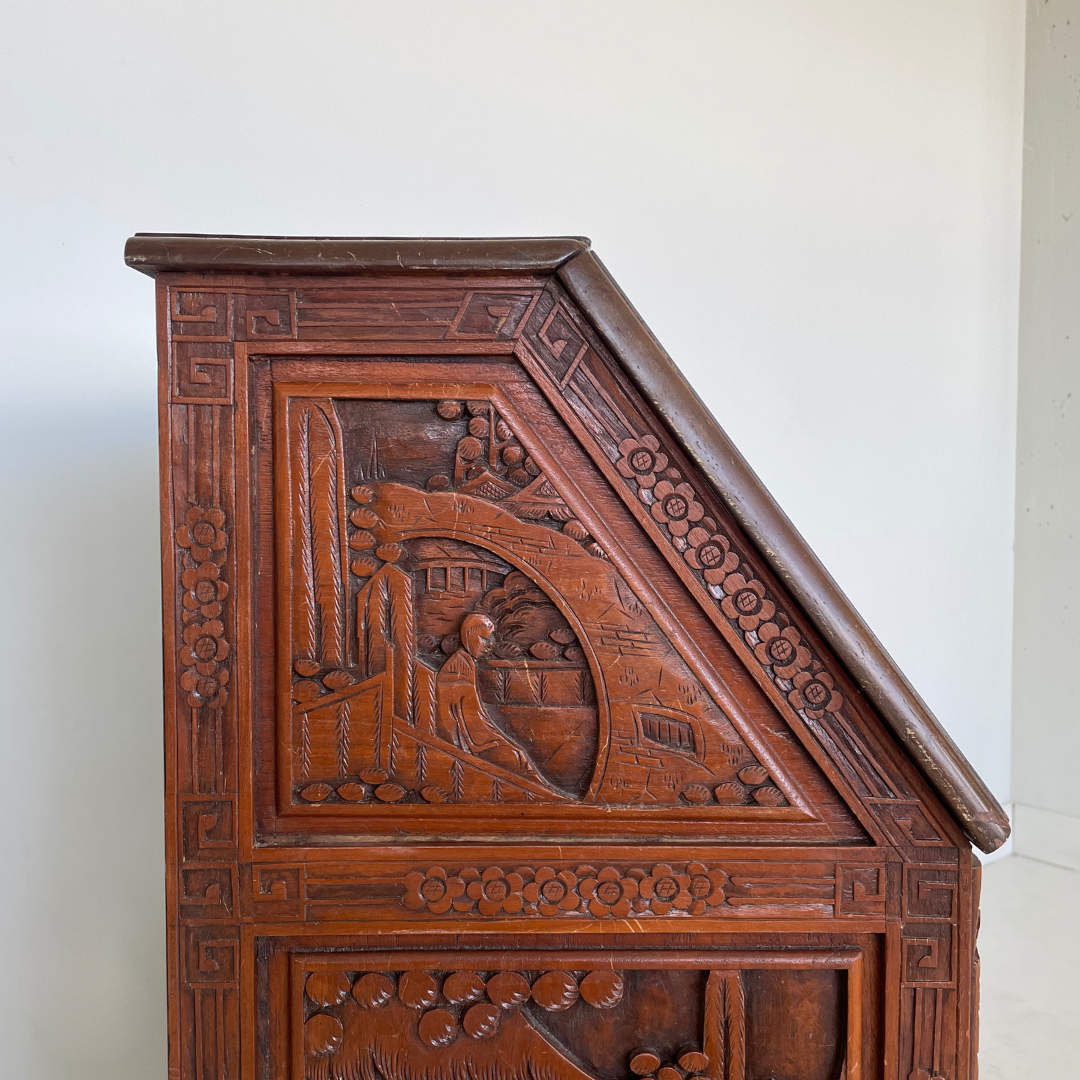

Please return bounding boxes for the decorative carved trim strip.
[165,283,546,374]
[179,856,898,924]
[176,506,231,708]
[393,861,841,919]
[516,288,953,853]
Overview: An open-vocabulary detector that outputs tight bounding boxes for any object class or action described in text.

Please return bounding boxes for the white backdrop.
[0,3,1024,1077]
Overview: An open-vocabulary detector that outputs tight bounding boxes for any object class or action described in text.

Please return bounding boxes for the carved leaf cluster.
[304,966,631,1063]
[430,399,606,558]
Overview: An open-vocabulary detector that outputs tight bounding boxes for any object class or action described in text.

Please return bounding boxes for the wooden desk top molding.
[125,233,591,275]
[130,233,998,1080]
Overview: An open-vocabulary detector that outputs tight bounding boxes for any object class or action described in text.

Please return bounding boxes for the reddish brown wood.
[125,234,589,276]
[134,236,989,1080]
[557,251,1008,855]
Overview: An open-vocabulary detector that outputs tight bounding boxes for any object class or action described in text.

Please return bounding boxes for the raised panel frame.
[152,265,982,1080]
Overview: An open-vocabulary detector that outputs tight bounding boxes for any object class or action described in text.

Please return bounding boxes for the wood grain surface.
[136,236,988,1080]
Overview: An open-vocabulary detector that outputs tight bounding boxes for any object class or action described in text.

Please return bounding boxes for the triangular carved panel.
[266,367,863,842]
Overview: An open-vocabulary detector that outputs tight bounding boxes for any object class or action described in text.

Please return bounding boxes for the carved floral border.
[611,434,842,722]
[404,862,732,918]
[175,506,231,710]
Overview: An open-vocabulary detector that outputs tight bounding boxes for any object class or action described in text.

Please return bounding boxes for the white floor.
[978,855,1080,1078]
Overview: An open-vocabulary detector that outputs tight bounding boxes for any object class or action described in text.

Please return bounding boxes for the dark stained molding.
[124,233,591,277]
[124,232,1009,852]
[558,250,1010,853]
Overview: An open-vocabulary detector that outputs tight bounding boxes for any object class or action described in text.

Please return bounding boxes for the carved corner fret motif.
[902,866,960,988]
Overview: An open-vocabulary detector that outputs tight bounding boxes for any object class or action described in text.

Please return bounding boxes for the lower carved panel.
[278,948,864,1080]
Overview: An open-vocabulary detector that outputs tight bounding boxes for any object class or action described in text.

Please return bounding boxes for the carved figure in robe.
[435,613,547,782]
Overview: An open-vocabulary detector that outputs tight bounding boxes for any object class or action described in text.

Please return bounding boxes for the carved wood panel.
[153,270,980,1080]
[271,946,867,1080]
[251,366,872,845]
[516,282,966,859]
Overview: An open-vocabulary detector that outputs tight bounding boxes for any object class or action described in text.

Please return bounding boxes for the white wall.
[0,4,1024,1077]
[1012,0,1080,861]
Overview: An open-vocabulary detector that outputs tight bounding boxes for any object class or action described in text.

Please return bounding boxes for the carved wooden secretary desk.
[126,234,1009,1080]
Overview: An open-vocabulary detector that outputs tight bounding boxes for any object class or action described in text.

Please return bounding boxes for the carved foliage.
[291,401,349,671]
[302,966,726,1080]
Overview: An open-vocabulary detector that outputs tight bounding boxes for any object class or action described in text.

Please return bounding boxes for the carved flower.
[180,619,228,675]
[179,667,229,709]
[719,573,775,631]
[789,668,843,719]
[683,527,739,584]
[650,481,704,537]
[638,863,692,914]
[175,506,227,562]
[685,862,728,914]
[754,622,812,680]
[523,868,580,915]
[403,867,466,915]
[616,434,668,490]
[181,560,229,619]
[579,867,640,917]
[465,867,524,916]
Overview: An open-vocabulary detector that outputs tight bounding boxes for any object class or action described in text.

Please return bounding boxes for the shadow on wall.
[0,408,167,1080]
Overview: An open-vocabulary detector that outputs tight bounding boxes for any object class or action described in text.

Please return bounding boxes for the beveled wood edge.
[557,249,1009,853]
[124,233,591,276]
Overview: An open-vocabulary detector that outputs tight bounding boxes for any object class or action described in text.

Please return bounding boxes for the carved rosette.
[175,506,230,709]
[521,306,859,735]
[402,862,729,918]
[613,435,843,723]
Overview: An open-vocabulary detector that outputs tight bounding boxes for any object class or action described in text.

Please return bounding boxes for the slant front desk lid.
[127,232,1007,854]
